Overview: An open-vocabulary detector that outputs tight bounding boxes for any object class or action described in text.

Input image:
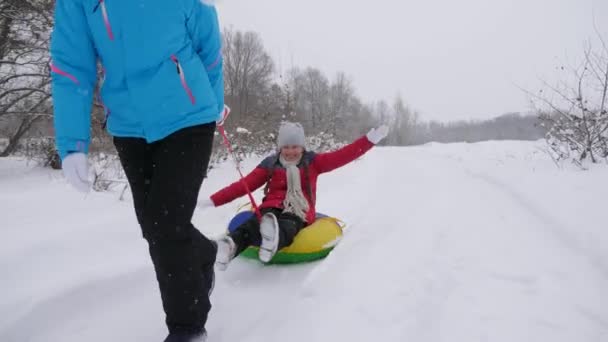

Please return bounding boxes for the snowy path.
[1,141,607,342]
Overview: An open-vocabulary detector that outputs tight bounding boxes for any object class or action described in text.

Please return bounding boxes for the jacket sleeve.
[186,0,224,117]
[50,0,98,160]
[210,167,268,206]
[312,136,375,174]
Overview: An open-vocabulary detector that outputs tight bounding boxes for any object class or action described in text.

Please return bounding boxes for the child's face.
[280,145,304,163]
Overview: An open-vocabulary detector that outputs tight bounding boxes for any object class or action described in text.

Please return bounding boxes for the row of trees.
[4,2,591,167]
[214,28,543,154]
[221,27,376,147]
[412,113,545,145]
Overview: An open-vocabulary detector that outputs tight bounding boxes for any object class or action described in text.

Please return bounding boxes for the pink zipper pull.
[171,55,196,105]
[50,62,80,85]
[98,0,114,40]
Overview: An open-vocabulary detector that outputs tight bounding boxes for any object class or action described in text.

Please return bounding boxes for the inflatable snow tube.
[227,211,345,264]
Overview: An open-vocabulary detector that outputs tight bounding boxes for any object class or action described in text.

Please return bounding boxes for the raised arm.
[313,125,388,173]
[312,136,374,174]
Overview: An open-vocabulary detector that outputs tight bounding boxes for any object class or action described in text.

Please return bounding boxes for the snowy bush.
[535,40,608,166]
[90,153,126,193]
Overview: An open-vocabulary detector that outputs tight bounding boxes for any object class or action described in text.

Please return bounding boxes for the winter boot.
[259,212,280,263]
[164,330,207,342]
[215,235,236,271]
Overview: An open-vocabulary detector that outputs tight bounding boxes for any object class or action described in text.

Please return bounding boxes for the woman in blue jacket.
[50,1,224,341]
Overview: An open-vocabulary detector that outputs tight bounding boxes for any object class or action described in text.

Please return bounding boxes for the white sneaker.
[259,213,279,263]
[215,235,236,271]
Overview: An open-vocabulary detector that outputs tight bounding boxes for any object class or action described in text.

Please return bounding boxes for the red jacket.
[210,136,375,224]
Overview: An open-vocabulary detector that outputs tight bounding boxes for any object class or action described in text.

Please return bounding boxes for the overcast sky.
[215,0,608,122]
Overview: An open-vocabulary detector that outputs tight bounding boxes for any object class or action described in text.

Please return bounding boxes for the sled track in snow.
[464,168,608,279]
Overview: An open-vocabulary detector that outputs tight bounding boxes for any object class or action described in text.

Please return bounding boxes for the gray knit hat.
[277,122,306,148]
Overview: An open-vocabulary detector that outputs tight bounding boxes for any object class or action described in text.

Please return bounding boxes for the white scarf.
[279,155,310,221]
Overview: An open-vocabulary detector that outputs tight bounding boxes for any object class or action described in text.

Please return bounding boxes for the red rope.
[217,123,262,220]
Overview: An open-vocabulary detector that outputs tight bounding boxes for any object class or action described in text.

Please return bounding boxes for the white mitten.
[217,105,231,126]
[366,125,389,144]
[62,152,91,193]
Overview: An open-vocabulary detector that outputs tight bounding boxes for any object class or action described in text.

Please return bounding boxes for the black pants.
[230,208,306,256]
[114,123,216,335]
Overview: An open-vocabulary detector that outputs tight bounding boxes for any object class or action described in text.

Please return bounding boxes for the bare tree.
[0,0,112,163]
[346,97,375,138]
[327,72,354,136]
[372,100,390,126]
[286,67,330,132]
[222,27,274,120]
[532,36,608,164]
[0,0,54,157]
[303,67,329,130]
[390,96,418,146]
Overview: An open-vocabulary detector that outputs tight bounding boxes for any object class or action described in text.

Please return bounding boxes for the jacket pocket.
[170,54,196,105]
[93,0,115,40]
[50,61,80,85]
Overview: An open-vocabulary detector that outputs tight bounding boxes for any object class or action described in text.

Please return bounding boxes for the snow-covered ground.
[1,140,607,342]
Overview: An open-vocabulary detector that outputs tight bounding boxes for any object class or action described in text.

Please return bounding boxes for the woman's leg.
[113,137,153,228]
[114,123,216,335]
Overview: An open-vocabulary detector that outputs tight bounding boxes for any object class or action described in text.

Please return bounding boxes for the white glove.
[366,125,389,144]
[62,152,91,193]
[217,105,230,126]
[197,198,216,211]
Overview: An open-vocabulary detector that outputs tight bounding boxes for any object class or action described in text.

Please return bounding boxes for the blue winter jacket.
[50,0,224,159]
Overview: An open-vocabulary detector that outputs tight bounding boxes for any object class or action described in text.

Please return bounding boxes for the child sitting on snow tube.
[227,210,344,264]
[197,121,388,270]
